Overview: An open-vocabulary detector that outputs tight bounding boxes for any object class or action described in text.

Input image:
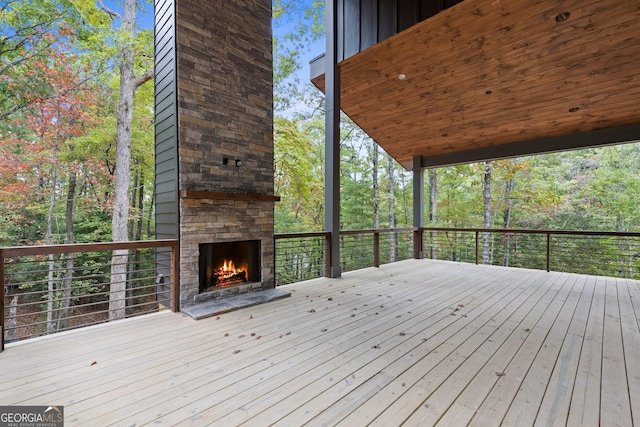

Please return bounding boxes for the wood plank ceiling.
[312,0,640,169]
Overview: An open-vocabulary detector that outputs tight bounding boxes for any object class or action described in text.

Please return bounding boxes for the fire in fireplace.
[199,240,261,293]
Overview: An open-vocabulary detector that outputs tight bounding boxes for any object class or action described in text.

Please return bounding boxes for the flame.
[215,259,247,282]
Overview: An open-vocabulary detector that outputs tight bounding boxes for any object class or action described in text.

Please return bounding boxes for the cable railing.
[5,227,640,349]
[274,228,418,285]
[1,240,179,350]
[422,227,640,279]
[275,227,640,286]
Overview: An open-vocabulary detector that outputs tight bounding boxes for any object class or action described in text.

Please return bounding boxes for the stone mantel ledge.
[179,190,280,202]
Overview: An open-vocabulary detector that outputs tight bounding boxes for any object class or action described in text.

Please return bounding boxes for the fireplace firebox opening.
[199,240,261,293]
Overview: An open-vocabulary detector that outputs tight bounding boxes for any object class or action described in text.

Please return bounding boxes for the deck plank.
[93,262,480,425]
[619,279,640,427]
[0,259,638,427]
[566,276,606,427]
[454,273,576,426]
[278,269,534,427]
[500,274,584,427]
[167,263,507,426]
[533,275,595,427]
[599,277,633,427]
[370,270,570,426]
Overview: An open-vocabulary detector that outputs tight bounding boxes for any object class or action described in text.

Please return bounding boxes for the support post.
[546,232,551,272]
[374,231,380,267]
[412,156,424,259]
[325,0,341,278]
[324,232,331,277]
[171,242,180,312]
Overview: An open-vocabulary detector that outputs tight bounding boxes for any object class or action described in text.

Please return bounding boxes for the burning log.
[212,270,247,285]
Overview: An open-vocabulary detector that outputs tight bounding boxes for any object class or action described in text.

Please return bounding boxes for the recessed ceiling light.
[555,12,570,22]
[398,73,406,81]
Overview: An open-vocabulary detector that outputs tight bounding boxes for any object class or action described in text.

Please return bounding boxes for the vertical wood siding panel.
[377,0,396,42]
[344,0,361,58]
[419,0,444,20]
[360,0,377,51]
[154,0,179,243]
[397,0,417,32]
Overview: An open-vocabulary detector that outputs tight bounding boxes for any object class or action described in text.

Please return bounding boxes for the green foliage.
[0,0,154,247]
[274,116,323,232]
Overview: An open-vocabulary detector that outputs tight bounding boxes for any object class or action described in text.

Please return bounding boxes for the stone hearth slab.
[181,288,291,320]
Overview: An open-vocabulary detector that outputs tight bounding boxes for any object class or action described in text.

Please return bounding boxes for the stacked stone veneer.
[176,0,274,307]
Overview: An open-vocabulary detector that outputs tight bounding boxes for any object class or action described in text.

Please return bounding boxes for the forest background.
[1,0,639,252]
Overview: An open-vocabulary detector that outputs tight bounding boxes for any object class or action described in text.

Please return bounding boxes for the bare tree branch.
[98,0,122,22]
[133,68,154,89]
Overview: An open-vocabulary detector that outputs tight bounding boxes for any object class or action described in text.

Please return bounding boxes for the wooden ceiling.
[312,0,640,169]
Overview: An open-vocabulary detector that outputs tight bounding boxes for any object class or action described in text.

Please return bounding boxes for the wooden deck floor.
[2,259,639,426]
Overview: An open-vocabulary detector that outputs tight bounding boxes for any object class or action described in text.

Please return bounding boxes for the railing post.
[475,231,479,265]
[546,232,551,272]
[1,250,4,352]
[413,228,423,259]
[374,231,380,267]
[324,233,332,277]
[171,242,180,312]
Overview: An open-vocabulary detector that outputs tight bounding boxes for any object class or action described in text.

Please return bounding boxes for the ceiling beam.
[417,124,640,169]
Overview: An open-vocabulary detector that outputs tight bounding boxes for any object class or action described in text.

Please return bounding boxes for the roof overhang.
[312,0,640,169]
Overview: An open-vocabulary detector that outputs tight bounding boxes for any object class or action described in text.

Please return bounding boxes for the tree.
[427,168,438,258]
[8,37,98,331]
[482,162,491,264]
[387,152,396,261]
[0,0,84,120]
[98,0,154,320]
[274,116,318,231]
[372,142,380,228]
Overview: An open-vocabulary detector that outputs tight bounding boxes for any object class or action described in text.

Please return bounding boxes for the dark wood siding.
[360,0,377,51]
[154,0,178,303]
[337,0,463,61]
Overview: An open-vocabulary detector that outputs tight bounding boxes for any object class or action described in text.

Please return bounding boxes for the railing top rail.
[0,239,179,258]
[274,231,331,239]
[275,228,418,239]
[421,227,640,238]
[340,227,418,235]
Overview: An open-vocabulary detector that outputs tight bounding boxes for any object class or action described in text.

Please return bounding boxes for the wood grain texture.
[1,259,639,426]
[180,190,281,202]
[312,0,640,169]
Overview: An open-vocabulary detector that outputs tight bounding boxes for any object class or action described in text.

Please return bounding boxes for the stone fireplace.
[199,240,261,293]
[154,0,280,310]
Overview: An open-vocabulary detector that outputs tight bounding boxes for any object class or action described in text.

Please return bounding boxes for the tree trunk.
[146,191,154,238]
[373,143,379,228]
[126,169,139,310]
[428,169,437,258]
[109,0,154,320]
[136,171,144,240]
[7,295,18,341]
[502,176,514,266]
[109,30,134,319]
[482,162,492,264]
[128,167,139,241]
[58,172,77,330]
[388,153,396,262]
[46,137,59,333]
